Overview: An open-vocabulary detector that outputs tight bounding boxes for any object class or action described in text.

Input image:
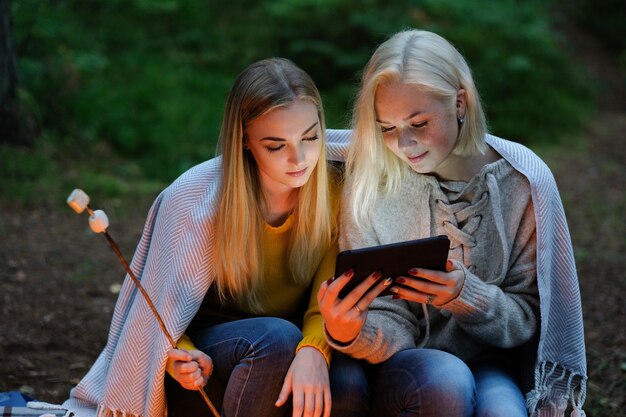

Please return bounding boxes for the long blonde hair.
[348,29,488,226]
[214,58,334,312]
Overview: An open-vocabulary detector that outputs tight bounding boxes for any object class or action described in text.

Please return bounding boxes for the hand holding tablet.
[334,235,451,298]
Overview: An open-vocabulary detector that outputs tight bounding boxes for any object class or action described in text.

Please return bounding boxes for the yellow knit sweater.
[178,175,341,365]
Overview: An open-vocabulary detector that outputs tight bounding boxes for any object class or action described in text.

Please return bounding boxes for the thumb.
[275,367,293,407]
[445,259,455,272]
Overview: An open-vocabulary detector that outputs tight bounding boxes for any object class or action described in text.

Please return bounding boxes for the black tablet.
[335,235,450,298]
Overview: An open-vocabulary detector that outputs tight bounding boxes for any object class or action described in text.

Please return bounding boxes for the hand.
[317,269,393,344]
[166,348,213,390]
[275,347,330,417]
[390,260,465,306]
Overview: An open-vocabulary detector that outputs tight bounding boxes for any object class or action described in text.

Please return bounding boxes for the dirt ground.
[1,27,624,417]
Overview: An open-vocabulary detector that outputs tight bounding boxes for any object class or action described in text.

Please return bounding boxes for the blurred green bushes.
[10,0,591,182]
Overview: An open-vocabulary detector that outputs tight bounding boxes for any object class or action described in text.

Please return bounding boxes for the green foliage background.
[7,0,592,187]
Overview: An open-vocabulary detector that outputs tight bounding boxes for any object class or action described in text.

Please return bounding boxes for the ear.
[456,89,467,119]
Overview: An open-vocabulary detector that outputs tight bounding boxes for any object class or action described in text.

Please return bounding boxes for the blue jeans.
[165,317,368,417]
[367,349,475,417]
[472,361,527,417]
[366,348,526,417]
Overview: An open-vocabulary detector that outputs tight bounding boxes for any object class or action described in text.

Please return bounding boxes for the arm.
[393,199,540,349]
[275,240,338,417]
[318,184,422,364]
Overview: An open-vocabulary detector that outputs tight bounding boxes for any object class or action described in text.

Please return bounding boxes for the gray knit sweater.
[325,131,587,417]
[335,157,539,362]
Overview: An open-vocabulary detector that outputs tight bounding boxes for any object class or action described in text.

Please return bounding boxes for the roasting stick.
[67,189,220,417]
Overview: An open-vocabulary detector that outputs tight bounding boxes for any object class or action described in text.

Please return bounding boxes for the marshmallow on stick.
[66,189,219,417]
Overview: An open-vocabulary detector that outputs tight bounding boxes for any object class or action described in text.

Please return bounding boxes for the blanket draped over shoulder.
[62,129,585,417]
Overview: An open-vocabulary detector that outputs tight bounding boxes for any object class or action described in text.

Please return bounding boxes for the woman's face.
[375,81,465,179]
[244,99,322,196]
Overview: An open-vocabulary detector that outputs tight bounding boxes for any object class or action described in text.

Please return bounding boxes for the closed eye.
[303,134,319,142]
[380,125,395,133]
[266,144,285,153]
[411,121,427,129]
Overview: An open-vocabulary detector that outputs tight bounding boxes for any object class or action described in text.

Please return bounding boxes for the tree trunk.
[0,0,30,145]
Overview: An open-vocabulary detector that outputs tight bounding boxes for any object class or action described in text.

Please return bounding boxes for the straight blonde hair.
[348,29,488,226]
[214,58,334,312]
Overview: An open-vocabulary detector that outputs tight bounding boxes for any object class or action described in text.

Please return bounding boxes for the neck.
[434,147,499,181]
[262,188,298,226]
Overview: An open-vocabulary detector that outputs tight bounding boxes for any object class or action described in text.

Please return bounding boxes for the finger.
[291,389,304,417]
[329,270,383,313]
[395,275,442,294]
[168,348,192,362]
[189,351,213,375]
[275,371,293,407]
[317,276,333,305]
[301,390,316,417]
[357,276,394,309]
[445,259,454,272]
[323,268,354,300]
[405,267,451,285]
[314,390,324,417]
[176,360,200,375]
[323,387,331,417]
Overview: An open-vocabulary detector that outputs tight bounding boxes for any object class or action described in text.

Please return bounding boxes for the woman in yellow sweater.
[62,58,366,417]
[162,58,365,417]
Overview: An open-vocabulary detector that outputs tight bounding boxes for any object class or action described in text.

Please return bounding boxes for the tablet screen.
[335,235,450,298]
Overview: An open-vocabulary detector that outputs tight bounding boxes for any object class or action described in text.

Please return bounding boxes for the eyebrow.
[376,111,424,124]
[260,121,319,142]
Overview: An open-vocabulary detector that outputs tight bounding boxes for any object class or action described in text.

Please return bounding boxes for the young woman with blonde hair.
[320,30,587,417]
[63,58,366,417]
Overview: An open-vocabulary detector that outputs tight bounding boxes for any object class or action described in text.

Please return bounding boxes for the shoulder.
[155,156,223,220]
[162,157,222,200]
[327,162,344,217]
[325,128,351,162]
[486,134,556,188]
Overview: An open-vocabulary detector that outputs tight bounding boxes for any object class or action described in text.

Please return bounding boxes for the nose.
[288,143,306,166]
[397,128,417,149]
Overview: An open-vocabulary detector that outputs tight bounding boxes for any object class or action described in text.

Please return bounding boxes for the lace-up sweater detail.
[433,159,510,280]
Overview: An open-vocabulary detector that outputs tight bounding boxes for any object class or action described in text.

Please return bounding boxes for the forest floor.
[1,22,624,417]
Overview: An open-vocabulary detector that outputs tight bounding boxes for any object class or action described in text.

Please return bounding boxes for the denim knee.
[373,349,475,417]
[241,317,303,366]
[329,353,369,417]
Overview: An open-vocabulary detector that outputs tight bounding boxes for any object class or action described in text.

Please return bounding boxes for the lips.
[287,168,308,177]
[407,151,428,164]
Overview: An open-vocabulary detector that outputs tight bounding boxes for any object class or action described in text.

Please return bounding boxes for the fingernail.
[389,286,398,293]
[372,271,382,280]
[383,277,393,286]
[395,277,405,284]
[345,268,354,278]
[408,268,418,275]
[446,260,453,270]
[326,277,334,285]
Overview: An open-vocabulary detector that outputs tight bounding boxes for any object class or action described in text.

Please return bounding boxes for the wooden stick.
[103,231,220,417]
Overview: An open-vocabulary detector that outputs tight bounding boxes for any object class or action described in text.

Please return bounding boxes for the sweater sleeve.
[327,177,422,363]
[325,296,420,363]
[297,240,337,365]
[444,198,540,348]
[296,171,344,365]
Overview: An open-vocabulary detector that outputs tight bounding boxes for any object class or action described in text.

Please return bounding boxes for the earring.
[458,117,465,124]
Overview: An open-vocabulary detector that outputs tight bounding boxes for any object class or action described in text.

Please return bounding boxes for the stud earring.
[458,117,465,124]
